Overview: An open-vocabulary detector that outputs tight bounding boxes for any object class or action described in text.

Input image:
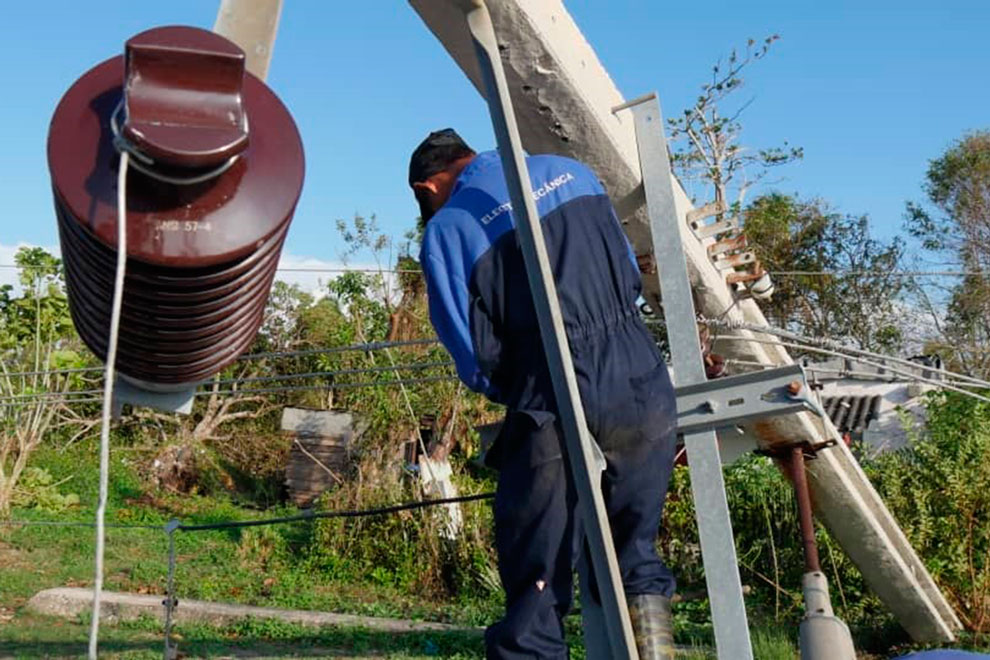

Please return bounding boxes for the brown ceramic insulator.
[47,26,304,386]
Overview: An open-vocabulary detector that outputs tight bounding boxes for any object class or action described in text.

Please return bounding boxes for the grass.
[0,436,951,659]
[0,611,486,659]
[0,611,806,659]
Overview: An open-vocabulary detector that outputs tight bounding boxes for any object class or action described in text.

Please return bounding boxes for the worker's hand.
[636,253,656,275]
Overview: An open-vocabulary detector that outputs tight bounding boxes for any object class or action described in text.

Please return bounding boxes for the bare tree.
[667,35,803,217]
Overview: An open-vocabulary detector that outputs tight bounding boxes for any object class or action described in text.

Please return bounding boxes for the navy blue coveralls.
[421,151,677,659]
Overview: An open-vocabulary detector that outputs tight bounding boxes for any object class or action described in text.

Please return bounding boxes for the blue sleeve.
[423,247,495,398]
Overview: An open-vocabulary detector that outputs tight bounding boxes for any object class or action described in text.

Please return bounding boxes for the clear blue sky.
[3,0,989,270]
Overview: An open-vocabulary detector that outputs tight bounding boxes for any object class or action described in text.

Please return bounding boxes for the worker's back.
[421,150,675,444]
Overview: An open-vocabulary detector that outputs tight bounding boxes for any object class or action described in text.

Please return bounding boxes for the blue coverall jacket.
[421,150,677,659]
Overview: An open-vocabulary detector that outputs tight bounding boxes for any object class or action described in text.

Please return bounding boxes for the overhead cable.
[704,317,990,390]
[714,335,990,405]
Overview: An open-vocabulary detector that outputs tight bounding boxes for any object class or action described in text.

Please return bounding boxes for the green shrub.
[868,391,990,633]
[11,466,79,513]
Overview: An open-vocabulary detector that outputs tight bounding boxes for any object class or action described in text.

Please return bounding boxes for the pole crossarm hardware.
[674,363,823,436]
[455,1,639,657]
[615,91,755,659]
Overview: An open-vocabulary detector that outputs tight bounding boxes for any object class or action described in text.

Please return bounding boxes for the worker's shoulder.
[420,204,491,261]
[527,153,599,180]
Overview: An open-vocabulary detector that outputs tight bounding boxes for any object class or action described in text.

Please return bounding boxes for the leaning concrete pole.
[213,0,283,81]
[409,0,961,642]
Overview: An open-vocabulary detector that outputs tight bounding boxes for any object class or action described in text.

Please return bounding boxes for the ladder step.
[726,263,766,285]
[692,217,739,239]
[713,251,756,269]
[708,233,748,258]
[686,200,727,225]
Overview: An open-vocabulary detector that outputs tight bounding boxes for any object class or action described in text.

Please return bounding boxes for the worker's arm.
[422,233,498,399]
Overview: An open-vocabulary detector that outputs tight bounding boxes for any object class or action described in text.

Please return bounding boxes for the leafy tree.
[0,247,91,514]
[0,247,73,352]
[667,36,803,216]
[906,131,990,376]
[744,193,905,353]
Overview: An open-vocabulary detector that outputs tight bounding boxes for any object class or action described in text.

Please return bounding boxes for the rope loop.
[109,100,243,186]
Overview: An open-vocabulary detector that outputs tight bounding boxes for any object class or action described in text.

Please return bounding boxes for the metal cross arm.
[675,364,824,436]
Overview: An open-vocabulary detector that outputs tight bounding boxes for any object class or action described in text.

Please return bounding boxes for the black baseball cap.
[408,128,474,187]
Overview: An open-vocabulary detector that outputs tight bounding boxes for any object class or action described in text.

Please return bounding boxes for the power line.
[0,263,422,275]
[0,361,457,405]
[705,317,990,390]
[212,360,453,387]
[0,492,495,533]
[0,374,460,407]
[714,335,990,405]
[1,338,443,378]
[6,263,988,278]
[195,375,458,398]
[237,338,439,361]
[769,270,985,277]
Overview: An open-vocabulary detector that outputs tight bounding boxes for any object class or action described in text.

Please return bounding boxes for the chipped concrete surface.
[26,587,479,633]
[408,0,960,642]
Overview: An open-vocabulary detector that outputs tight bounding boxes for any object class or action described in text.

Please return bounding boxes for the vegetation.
[0,247,93,514]
[2,38,990,658]
[906,131,990,376]
[868,391,990,634]
[743,193,906,352]
[667,35,803,216]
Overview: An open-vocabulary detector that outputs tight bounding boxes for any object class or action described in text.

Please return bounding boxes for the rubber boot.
[627,594,675,660]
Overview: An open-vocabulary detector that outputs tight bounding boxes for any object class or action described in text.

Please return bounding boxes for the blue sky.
[2,0,988,278]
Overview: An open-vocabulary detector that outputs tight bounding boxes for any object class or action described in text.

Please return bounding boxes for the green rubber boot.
[627,594,675,660]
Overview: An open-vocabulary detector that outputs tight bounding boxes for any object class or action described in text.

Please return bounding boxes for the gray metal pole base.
[799,571,856,660]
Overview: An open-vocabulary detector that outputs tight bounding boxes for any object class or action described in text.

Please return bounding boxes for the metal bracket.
[461,2,639,657]
[615,91,753,659]
[112,376,197,419]
[676,364,823,436]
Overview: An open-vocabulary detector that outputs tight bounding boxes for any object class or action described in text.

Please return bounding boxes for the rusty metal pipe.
[789,447,821,572]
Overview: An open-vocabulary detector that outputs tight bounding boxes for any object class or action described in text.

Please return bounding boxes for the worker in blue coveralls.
[409,128,678,660]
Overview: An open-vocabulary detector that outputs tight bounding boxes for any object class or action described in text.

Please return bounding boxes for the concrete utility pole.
[409,0,961,643]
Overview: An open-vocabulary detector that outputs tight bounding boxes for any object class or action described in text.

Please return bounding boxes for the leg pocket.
[630,362,677,444]
[485,409,560,471]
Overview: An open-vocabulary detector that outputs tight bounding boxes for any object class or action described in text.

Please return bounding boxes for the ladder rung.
[726,264,766,285]
[691,217,738,239]
[708,233,748,257]
[686,200,727,225]
[714,251,756,269]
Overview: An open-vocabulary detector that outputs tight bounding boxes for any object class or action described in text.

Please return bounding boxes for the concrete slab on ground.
[26,587,481,634]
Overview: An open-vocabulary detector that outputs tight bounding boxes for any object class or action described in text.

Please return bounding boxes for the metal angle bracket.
[675,364,824,436]
[614,90,754,660]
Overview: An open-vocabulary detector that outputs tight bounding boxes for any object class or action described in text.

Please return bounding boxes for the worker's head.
[409,128,476,224]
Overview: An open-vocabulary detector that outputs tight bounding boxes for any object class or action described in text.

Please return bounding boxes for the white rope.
[88,151,129,659]
[705,317,990,391]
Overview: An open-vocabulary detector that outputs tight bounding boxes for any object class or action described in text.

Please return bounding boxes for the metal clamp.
[675,364,824,436]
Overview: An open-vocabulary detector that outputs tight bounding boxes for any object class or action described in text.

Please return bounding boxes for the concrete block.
[27,587,478,634]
